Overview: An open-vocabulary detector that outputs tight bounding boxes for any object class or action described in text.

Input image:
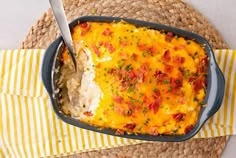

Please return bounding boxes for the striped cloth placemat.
[0,49,235,157]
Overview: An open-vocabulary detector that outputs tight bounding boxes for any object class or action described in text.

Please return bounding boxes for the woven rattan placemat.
[20,0,228,157]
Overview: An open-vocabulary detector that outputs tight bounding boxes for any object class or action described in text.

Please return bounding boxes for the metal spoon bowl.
[49,0,77,71]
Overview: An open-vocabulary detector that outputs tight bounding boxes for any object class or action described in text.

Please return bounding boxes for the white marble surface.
[0,0,235,157]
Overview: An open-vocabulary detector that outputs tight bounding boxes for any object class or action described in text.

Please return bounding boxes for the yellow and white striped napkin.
[0,49,235,157]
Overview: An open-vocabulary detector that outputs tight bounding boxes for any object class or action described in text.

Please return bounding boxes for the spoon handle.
[49,0,77,71]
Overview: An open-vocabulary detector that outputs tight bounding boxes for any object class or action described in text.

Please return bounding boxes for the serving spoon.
[49,0,77,71]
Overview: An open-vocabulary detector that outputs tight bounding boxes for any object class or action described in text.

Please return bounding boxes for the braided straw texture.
[20,0,228,157]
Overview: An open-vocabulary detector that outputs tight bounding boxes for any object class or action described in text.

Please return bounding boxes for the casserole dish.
[41,16,225,141]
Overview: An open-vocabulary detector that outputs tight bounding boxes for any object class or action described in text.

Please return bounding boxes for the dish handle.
[200,62,225,124]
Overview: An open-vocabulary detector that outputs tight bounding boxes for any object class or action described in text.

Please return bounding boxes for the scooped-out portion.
[58,21,208,135]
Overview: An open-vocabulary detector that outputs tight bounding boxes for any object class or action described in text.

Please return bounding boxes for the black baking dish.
[41,16,225,142]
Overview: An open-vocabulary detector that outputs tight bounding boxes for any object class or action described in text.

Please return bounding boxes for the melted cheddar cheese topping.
[61,21,208,135]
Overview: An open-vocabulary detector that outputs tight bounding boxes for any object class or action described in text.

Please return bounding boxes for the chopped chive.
[139,93,143,97]
[109,103,114,107]
[125,64,133,71]
[172,129,178,133]
[200,101,205,106]
[144,118,150,125]
[153,87,158,93]
[149,78,152,83]
[142,107,147,115]
[127,84,135,93]
[126,110,132,115]
[163,79,169,84]
[142,52,146,57]
[138,126,142,131]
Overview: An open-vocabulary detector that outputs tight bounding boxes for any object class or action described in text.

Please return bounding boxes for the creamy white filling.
[77,48,102,115]
[96,56,112,62]
[63,43,103,119]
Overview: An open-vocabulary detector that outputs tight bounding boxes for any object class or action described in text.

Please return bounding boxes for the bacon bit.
[140,63,149,72]
[137,43,146,51]
[193,77,207,92]
[179,97,185,104]
[115,129,125,135]
[108,68,116,75]
[142,94,148,104]
[164,64,173,73]
[152,89,161,99]
[103,110,109,115]
[148,99,160,113]
[173,113,185,121]
[167,32,174,37]
[102,28,113,36]
[189,76,197,83]
[138,63,149,82]
[200,57,208,66]
[175,78,183,88]
[147,46,155,55]
[138,44,155,55]
[119,52,129,59]
[118,68,126,78]
[154,70,168,82]
[201,77,207,89]
[104,42,115,53]
[80,22,91,36]
[81,31,87,36]
[113,96,124,104]
[120,41,128,47]
[92,45,101,56]
[126,101,132,108]
[137,73,145,83]
[134,83,140,90]
[185,125,193,134]
[80,22,88,28]
[118,70,127,81]
[165,32,174,42]
[127,70,137,80]
[197,57,208,73]
[114,106,126,115]
[83,111,93,117]
[98,41,104,46]
[197,66,205,73]
[171,78,183,90]
[149,127,159,136]
[173,56,185,64]
[124,123,136,130]
[131,53,138,60]
[162,50,171,62]
[174,45,185,51]
[121,81,130,91]
[126,101,135,111]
